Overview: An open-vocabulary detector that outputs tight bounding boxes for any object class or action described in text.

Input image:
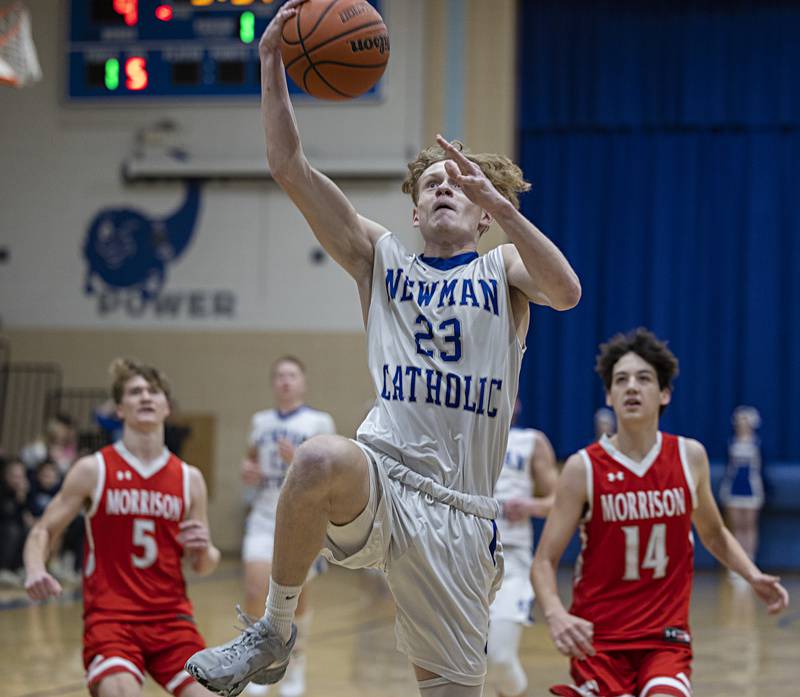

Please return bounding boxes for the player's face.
[37,464,60,490]
[116,375,170,429]
[272,362,306,403]
[412,161,491,244]
[606,352,671,425]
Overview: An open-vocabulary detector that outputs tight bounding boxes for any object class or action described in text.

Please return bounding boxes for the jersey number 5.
[622,524,668,580]
[132,518,158,569]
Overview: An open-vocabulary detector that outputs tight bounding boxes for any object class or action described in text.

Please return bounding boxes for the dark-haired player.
[531,328,789,697]
[24,359,220,697]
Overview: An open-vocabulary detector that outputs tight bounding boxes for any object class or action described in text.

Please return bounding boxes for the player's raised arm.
[687,438,789,614]
[434,135,581,311]
[259,0,386,289]
[531,454,595,659]
[23,456,97,600]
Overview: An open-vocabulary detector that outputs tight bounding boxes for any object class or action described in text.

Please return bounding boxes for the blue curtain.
[516,1,800,462]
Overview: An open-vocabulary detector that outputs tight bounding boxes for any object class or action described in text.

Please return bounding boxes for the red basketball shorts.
[550,645,692,697]
[83,616,205,696]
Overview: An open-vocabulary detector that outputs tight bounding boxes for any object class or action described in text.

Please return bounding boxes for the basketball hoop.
[0,2,42,87]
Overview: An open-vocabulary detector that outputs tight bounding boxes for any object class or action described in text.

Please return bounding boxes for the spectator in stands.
[27,459,62,518]
[94,398,123,445]
[47,414,79,473]
[17,416,84,582]
[20,413,79,474]
[0,457,34,586]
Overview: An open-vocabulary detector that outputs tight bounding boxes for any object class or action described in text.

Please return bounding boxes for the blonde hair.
[109,358,172,404]
[402,141,531,209]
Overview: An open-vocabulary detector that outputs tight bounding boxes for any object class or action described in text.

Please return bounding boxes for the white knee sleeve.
[486,620,527,697]
[417,677,484,696]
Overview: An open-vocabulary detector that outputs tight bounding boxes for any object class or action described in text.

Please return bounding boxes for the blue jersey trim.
[277,405,307,420]
[489,520,498,566]
[419,251,479,270]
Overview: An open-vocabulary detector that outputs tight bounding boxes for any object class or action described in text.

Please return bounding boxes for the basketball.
[280,0,390,100]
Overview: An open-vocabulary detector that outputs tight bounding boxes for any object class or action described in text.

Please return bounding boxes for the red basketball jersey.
[83,443,194,624]
[570,433,697,649]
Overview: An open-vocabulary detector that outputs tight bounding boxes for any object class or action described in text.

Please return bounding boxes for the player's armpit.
[685,438,727,543]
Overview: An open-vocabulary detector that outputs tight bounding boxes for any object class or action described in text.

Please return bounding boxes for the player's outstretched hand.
[435,134,505,212]
[25,570,63,601]
[178,519,211,552]
[750,572,790,614]
[545,609,595,660]
[241,457,263,487]
[259,0,309,55]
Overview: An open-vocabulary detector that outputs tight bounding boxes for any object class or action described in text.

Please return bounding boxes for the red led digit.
[113,0,138,26]
[125,57,148,91]
[155,5,173,22]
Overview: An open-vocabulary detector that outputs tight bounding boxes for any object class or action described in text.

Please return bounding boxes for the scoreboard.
[68,0,383,100]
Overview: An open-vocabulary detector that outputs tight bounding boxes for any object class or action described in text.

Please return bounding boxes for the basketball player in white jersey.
[186,2,581,696]
[487,399,557,697]
[240,356,335,697]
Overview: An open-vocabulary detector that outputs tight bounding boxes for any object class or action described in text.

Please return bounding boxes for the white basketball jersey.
[494,427,536,549]
[357,233,524,498]
[249,406,335,512]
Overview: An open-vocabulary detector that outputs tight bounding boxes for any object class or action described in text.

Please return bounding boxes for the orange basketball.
[280,0,390,101]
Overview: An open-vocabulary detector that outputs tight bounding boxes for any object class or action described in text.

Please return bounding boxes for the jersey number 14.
[622,524,668,580]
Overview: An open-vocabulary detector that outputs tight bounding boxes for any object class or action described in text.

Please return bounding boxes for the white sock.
[265,578,302,642]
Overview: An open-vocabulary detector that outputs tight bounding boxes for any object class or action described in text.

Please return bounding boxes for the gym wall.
[0,0,519,551]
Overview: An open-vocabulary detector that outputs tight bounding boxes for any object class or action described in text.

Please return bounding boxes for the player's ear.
[605,391,613,408]
[412,207,420,228]
[478,210,493,235]
[660,387,672,408]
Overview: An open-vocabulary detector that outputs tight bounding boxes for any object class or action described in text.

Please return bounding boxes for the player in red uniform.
[531,328,789,697]
[23,358,221,697]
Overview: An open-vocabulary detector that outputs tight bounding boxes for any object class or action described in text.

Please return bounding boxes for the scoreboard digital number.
[68,0,383,100]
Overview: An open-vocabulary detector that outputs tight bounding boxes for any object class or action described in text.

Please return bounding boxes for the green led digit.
[105,58,120,90]
[240,11,255,44]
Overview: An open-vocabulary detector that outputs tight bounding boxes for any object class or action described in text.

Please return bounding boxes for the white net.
[0,2,41,87]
